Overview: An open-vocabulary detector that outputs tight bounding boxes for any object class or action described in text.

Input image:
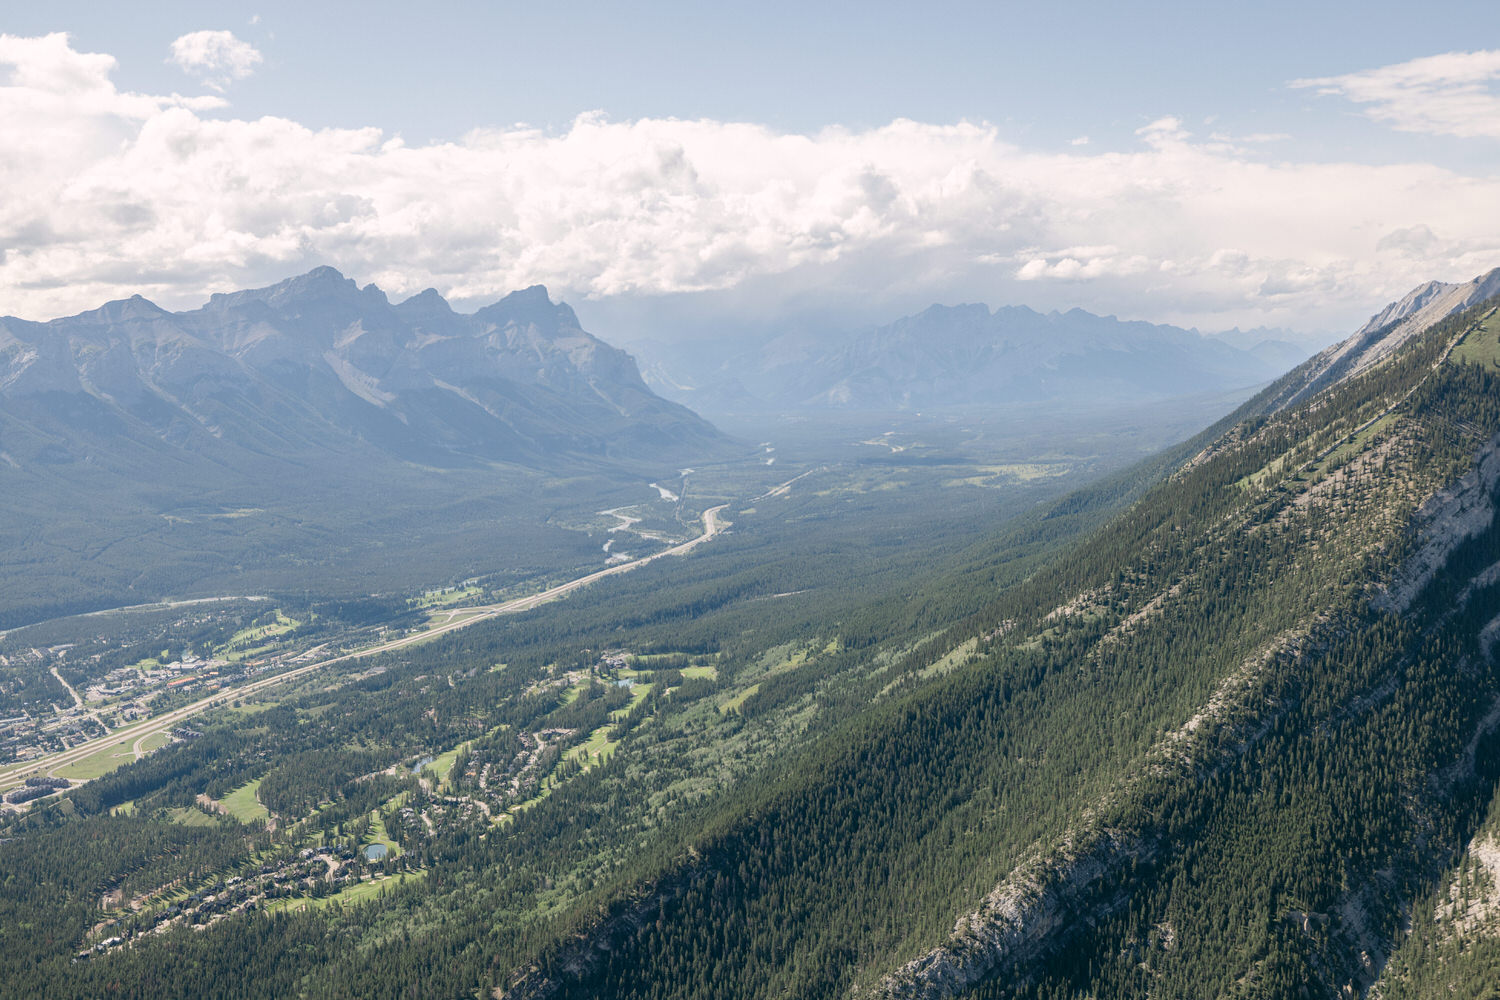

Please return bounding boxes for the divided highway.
[0,504,731,791]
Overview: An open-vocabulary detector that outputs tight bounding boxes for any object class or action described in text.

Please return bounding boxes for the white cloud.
[1292,50,1500,139]
[2,34,1500,335]
[1015,248,1150,282]
[168,30,262,91]
[1135,116,1190,147]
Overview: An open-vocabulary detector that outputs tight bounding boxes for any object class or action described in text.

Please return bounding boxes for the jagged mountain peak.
[392,287,461,337]
[911,301,991,321]
[0,269,726,470]
[1356,265,1500,338]
[396,287,454,314]
[474,284,582,335]
[496,284,553,307]
[1263,265,1500,411]
[202,265,390,317]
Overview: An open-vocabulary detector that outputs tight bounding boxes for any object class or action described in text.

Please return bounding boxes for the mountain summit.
[0,268,723,469]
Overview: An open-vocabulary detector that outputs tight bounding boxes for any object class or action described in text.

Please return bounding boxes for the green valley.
[7,278,1500,999]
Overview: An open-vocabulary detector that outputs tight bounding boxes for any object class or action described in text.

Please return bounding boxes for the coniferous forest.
[5,297,1500,999]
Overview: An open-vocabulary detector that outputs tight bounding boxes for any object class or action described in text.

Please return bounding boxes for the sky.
[3,1,1500,346]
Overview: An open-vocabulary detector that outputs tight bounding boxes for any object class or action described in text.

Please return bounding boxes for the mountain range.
[0,268,732,626]
[641,303,1314,414]
[7,266,1500,998]
[0,266,722,471]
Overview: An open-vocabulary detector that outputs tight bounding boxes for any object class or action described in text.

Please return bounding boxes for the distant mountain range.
[0,266,723,471]
[0,268,733,626]
[641,304,1315,414]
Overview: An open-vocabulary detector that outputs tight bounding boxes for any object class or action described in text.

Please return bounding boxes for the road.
[133,728,170,760]
[0,505,732,792]
[0,595,269,640]
[50,664,111,732]
[50,665,85,710]
[751,468,821,501]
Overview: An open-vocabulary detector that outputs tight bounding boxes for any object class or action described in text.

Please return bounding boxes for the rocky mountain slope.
[644,303,1310,414]
[9,269,1500,1000]
[494,274,1500,999]
[0,266,723,470]
[1265,265,1500,411]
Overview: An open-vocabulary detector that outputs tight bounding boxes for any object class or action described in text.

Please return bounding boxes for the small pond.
[364,843,389,862]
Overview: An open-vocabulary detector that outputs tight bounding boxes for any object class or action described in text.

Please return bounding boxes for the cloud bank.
[2,34,1499,334]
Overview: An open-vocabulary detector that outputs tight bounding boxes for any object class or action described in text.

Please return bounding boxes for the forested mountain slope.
[7,277,1500,1000]
[498,293,1500,997]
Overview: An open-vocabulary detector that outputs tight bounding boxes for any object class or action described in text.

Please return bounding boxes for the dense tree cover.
[5,300,1500,998]
[0,411,1146,998]
[0,444,623,630]
[501,299,1500,998]
[1377,774,1500,998]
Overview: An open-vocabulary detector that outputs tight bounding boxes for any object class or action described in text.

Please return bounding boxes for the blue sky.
[3,2,1500,341]
[18,1,1497,162]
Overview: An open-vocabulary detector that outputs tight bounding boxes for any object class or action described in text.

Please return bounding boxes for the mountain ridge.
[1263,265,1500,411]
[494,271,1500,999]
[643,301,1313,414]
[0,267,725,469]
[0,268,736,626]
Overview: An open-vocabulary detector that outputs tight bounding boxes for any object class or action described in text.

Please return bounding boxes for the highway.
[0,504,730,792]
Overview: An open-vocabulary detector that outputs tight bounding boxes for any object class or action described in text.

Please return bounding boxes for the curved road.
[0,505,731,791]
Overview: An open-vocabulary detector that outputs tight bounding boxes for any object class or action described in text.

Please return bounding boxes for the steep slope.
[1376,773,1500,998]
[495,284,1500,998]
[645,303,1303,414]
[1264,265,1500,411]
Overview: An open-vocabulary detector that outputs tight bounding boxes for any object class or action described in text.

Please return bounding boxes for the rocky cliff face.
[870,829,1157,999]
